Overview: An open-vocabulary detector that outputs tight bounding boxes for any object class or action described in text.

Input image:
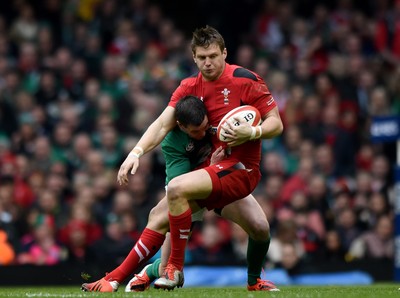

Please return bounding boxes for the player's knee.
[166,177,184,202]
[248,218,270,241]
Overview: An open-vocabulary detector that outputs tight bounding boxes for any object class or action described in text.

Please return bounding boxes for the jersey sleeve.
[161,132,191,184]
[169,81,189,108]
[238,73,277,117]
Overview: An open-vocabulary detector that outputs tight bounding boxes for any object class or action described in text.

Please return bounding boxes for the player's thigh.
[221,194,270,240]
[167,169,212,201]
[147,196,170,232]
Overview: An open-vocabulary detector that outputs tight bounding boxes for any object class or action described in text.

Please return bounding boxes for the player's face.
[193,43,227,82]
[180,116,210,140]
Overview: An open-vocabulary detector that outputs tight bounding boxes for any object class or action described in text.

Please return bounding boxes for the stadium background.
[0,0,397,285]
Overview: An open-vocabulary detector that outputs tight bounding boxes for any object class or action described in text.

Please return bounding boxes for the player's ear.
[223,48,227,59]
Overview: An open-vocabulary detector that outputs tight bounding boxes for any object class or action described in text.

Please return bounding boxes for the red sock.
[168,209,192,271]
[105,228,165,282]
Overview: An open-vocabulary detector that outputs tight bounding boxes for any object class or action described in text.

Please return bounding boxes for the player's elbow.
[276,120,284,136]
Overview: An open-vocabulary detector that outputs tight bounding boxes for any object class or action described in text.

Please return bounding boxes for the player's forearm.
[133,121,170,155]
[259,107,284,139]
[131,106,176,156]
[259,117,283,139]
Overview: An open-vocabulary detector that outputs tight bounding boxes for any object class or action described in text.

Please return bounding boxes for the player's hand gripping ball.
[217,105,261,142]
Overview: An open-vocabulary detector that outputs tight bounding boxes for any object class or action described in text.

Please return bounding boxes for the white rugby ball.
[217,105,262,142]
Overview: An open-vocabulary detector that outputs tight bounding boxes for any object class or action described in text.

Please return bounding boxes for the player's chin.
[202,70,217,80]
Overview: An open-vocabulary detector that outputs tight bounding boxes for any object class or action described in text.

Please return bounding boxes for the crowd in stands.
[0,0,397,275]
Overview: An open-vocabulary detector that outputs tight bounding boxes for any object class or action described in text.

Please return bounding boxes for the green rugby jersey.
[161,127,212,184]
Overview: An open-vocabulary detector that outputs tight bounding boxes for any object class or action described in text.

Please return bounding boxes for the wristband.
[130,152,140,158]
[250,126,257,140]
[130,146,144,158]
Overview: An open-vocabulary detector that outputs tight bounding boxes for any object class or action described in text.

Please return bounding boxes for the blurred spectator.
[34,69,59,108]
[298,94,324,145]
[125,171,157,229]
[291,58,314,95]
[86,214,135,267]
[33,189,65,228]
[373,0,400,65]
[95,125,123,168]
[316,229,347,263]
[67,132,93,172]
[363,191,392,229]
[268,219,305,267]
[308,174,332,227]
[280,124,302,175]
[368,86,391,116]
[119,211,141,241]
[335,208,362,252]
[17,42,40,94]
[275,242,306,276]
[281,157,313,204]
[235,43,255,70]
[314,144,338,184]
[370,154,391,196]
[269,70,290,113]
[259,174,284,210]
[58,202,102,264]
[189,212,234,265]
[282,84,305,127]
[355,143,374,171]
[9,4,39,45]
[17,213,67,265]
[289,190,326,240]
[30,135,54,173]
[252,0,284,56]
[348,215,393,260]
[321,103,357,176]
[51,122,73,163]
[261,151,285,178]
[91,174,116,226]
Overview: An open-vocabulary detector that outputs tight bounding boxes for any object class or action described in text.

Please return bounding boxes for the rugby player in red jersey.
[83,25,283,292]
[150,25,283,290]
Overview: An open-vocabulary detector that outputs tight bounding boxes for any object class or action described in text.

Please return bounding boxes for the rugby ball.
[217,105,261,142]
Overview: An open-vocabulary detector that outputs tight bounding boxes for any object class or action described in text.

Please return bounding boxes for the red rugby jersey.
[169,63,276,169]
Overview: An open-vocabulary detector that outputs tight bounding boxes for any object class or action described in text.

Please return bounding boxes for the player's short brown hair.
[191,25,225,54]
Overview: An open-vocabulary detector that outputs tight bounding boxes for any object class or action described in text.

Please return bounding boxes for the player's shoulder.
[229,64,259,82]
[163,127,187,146]
[180,71,200,86]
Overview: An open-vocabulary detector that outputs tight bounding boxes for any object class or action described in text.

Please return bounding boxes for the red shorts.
[196,160,261,210]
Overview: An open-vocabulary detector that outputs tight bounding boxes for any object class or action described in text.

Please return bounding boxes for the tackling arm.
[117,106,177,185]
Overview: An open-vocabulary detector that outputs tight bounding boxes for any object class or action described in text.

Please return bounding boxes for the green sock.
[247,236,270,286]
[145,258,162,280]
